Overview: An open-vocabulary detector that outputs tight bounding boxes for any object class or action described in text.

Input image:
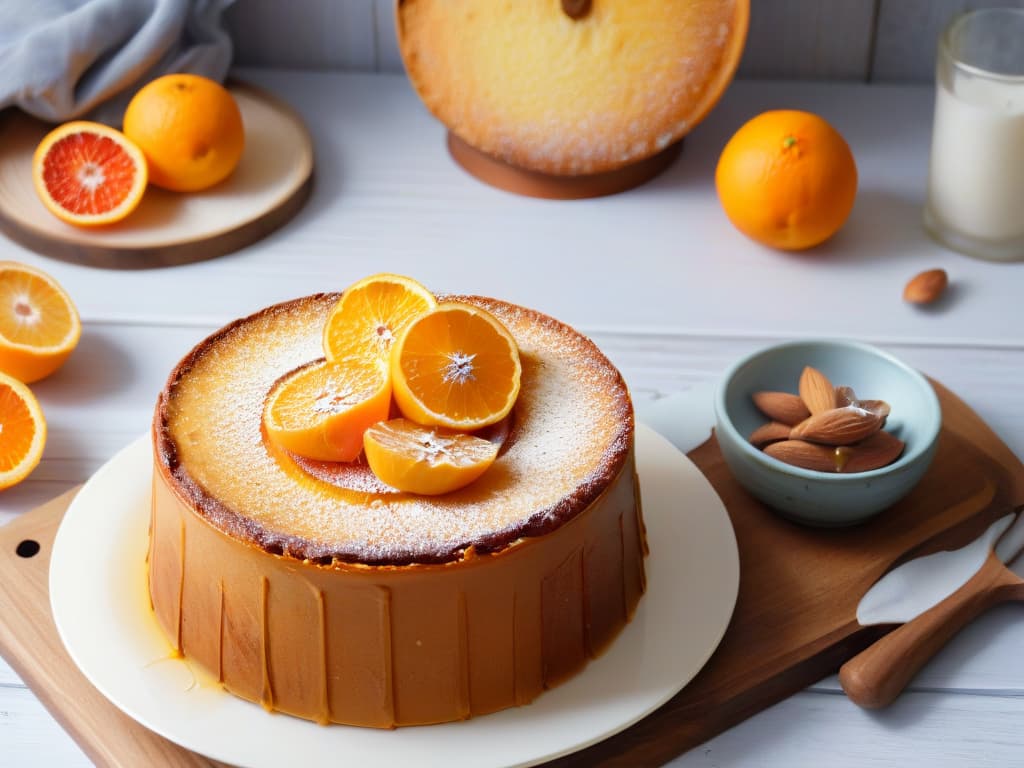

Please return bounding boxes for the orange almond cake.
[149,293,646,727]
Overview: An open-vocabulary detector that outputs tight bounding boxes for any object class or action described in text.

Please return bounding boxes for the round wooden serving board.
[0,82,313,269]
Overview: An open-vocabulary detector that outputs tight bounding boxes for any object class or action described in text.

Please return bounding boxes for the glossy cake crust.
[149,293,646,727]
[154,293,634,566]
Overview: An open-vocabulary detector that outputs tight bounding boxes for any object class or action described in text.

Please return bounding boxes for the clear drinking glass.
[924,8,1024,261]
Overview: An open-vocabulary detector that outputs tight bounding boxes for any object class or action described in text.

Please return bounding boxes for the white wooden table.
[1,69,1022,767]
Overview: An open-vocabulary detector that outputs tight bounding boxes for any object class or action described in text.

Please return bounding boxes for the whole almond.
[842,431,905,473]
[749,421,793,448]
[799,366,836,415]
[764,439,840,472]
[790,406,884,445]
[752,391,811,426]
[903,268,948,304]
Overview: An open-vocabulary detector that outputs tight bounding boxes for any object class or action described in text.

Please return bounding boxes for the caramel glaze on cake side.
[149,294,647,727]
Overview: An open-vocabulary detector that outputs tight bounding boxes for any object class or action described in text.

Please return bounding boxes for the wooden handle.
[839,552,1018,709]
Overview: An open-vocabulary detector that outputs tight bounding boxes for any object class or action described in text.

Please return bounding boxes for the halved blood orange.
[263,359,391,462]
[0,262,81,383]
[33,121,148,227]
[323,274,436,366]
[390,302,521,430]
[363,418,499,495]
[0,371,46,490]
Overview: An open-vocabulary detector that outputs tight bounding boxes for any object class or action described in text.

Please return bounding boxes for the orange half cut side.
[32,121,148,227]
[363,418,499,495]
[0,261,81,383]
[263,359,391,463]
[323,273,436,367]
[0,372,46,490]
[390,302,521,430]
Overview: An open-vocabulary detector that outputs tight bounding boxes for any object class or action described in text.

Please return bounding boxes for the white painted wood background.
[1,67,1024,766]
[224,0,1024,82]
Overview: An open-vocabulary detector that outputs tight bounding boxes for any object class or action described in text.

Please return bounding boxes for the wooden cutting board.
[0,379,1021,767]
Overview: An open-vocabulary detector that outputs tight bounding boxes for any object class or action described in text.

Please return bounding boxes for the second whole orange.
[123,74,244,192]
[715,110,858,251]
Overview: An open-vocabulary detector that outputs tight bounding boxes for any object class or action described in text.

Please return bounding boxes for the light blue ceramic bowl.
[714,340,941,526]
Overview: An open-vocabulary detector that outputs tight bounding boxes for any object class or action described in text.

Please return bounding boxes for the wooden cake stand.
[446,132,682,200]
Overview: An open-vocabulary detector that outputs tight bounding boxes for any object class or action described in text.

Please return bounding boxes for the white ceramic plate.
[50,425,738,768]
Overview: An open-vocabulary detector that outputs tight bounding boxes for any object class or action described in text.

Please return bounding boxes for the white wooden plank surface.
[737,0,877,80]
[666,691,1024,767]
[225,0,376,71]
[2,72,1019,350]
[1,70,1024,766]
[226,0,1024,84]
[374,0,402,74]
[245,0,883,81]
[0,686,91,767]
[871,0,1024,83]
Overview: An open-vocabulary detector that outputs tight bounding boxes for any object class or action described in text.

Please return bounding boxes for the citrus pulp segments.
[32,121,147,226]
[391,302,522,430]
[322,273,437,365]
[0,261,81,383]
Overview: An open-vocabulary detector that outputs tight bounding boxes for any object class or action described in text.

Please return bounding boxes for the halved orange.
[323,274,436,366]
[391,302,521,430]
[264,359,391,462]
[33,121,147,227]
[363,418,499,495]
[0,262,81,383]
[0,371,46,490]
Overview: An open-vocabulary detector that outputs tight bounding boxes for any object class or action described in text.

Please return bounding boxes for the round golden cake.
[150,293,646,727]
[398,0,749,176]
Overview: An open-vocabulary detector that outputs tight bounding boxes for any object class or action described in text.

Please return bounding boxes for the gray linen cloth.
[0,0,234,125]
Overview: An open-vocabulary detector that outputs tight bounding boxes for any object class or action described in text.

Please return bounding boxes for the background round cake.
[397,0,750,197]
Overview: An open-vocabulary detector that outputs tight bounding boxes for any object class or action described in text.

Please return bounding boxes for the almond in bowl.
[714,340,941,527]
[750,366,904,473]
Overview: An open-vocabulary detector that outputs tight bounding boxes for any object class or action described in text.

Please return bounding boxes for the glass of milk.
[925,8,1024,261]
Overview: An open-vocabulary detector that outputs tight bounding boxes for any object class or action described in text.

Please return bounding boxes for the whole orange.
[715,110,857,251]
[123,74,244,192]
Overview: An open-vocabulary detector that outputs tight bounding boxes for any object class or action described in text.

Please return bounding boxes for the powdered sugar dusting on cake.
[399,0,742,174]
[159,294,633,566]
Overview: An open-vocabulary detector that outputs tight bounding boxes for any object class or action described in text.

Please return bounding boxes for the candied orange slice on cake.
[363,417,499,495]
[263,359,391,462]
[0,262,81,383]
[391,302,521,430]
[0,371,46,490]
[33,121,147,227]
[323,274,437,366]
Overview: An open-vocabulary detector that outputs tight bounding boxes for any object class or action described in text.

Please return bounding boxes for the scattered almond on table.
[750,366,904,473]
[903,268,948,304]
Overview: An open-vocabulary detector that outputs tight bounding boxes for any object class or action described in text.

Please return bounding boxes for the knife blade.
[856,512,1019,626]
